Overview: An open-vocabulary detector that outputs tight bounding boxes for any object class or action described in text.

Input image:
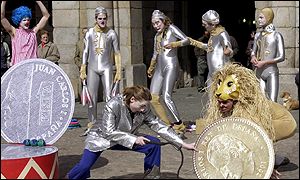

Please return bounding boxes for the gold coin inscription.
[193,117,274,179]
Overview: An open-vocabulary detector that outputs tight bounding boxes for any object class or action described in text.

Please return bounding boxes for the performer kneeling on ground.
[66,85,196,179]
[197,63,297,179]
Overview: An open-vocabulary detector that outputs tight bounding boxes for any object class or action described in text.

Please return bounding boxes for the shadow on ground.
[277,162,298,172]
[59,155,109,178]
[108,172,183,179]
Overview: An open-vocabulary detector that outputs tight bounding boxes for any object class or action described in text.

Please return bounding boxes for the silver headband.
[95,6,107,15]
[202,10,220,25]
[151,10,166,20]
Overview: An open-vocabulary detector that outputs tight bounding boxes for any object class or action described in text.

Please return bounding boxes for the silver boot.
[143,165,160,179]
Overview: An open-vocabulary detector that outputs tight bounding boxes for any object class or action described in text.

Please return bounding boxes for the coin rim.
[1,58,75,145]
[193,117,275,179]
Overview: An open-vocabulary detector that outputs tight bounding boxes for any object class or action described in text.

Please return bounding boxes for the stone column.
[115,1,147,87]
[255,1,299,100]
[52,1,80,99]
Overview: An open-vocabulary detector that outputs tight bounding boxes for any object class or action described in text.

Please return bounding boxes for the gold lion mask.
[215,74,240,101]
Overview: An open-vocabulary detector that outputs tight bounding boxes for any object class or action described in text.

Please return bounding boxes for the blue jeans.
[67,135,161,179]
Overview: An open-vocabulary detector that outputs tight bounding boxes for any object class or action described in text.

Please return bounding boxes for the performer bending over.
[66,85,196,179]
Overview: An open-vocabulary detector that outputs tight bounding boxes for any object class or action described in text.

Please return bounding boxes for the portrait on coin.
[1,65,33,142]
[207,134,255,178]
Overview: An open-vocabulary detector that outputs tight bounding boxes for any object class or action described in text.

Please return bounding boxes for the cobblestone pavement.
[1,87,299,179]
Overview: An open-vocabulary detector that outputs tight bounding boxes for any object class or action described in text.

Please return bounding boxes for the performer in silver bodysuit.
[147,10,190,135]
[188,10,233,87]
[80,6,122,123]
[251,8,285,102]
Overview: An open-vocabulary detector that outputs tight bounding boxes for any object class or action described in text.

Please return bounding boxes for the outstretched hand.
[181,142,197,151]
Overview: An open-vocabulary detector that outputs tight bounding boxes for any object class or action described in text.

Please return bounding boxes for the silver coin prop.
[193,117,275,179]
[1,58,75,144]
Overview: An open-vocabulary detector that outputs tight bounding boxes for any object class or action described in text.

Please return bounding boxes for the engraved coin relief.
[193,117,274,179]
[1,59,75,144]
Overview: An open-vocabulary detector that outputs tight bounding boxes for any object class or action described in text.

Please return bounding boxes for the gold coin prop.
[193,117,274,179]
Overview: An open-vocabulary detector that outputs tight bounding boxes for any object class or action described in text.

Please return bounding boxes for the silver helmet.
[151,10,166,20]
[202,10,220,25]
[95,6,107,15]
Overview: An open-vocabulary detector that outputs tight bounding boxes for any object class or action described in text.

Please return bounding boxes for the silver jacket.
[85,94,184,152]
[150,24,189,123]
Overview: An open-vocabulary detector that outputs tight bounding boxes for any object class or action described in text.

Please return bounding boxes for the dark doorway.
[186,1,256,77]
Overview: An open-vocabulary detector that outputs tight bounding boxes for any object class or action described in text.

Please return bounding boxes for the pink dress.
[11,28,38,65]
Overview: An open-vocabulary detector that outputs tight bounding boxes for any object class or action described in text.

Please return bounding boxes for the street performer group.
[1,2,297,179]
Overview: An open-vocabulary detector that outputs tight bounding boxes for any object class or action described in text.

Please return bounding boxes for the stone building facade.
[49,1,298,101]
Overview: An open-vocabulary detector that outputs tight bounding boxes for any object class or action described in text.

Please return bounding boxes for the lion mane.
[204,63,275,141]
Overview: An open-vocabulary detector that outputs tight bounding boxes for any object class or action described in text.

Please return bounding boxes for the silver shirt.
[85,94,184,152]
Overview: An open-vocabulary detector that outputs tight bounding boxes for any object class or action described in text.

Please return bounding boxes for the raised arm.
[33,1,50,33]
[1,1,15,37]
[165,24,190,49]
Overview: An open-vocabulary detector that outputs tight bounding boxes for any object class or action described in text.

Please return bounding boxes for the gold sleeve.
[114,53,122,82]
[188,37,204,49]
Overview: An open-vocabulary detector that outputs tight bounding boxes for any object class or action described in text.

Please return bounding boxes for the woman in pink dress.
[1,1,50,66]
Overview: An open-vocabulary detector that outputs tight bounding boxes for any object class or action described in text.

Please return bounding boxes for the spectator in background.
[194,31,209,93]
[74,27,88,70]
[229,35,239,62]
[1,30,11,76]
[74,27,88,102]
[245,30,256,69]
[37,29,60,65]
[1,1,50,66]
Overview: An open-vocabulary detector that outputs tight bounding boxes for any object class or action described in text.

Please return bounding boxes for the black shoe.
[274,157,290,169]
